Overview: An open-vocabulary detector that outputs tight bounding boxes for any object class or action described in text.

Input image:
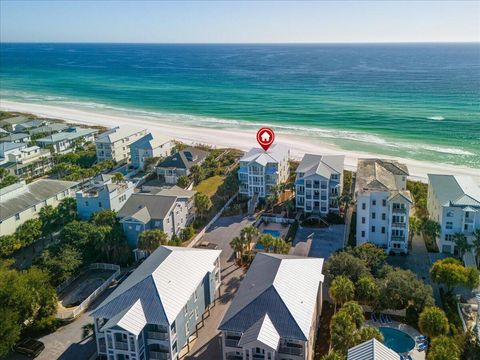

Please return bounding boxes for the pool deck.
[366,320,426,360]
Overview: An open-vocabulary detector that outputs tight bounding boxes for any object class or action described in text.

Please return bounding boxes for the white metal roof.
[96,125,146,143]
[219,253,324,341]
[93,246,221,325]
[238,314,280,351]
[240,144,289,166]
[428,174,480,207]
[296,154,344,179]
[102,299,147,335]
[347,338,400,360]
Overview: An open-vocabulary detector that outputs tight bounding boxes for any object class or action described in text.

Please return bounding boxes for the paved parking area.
[293,225,346,259]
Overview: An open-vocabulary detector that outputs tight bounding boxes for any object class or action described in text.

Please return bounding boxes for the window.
[171,322,177,336]
[382,213,386,220]
[194,308,198,320]
[362,203,366,210]
[382,227,386,234]
[184,305,188,316]
[445,234,453,242]
[362,217,366,224]
[382,199,387,206]
[135,225,141,231]
[185,322,190,337]
[361,231,365,238]
[446,222,453,230]
[371,226,375,233]
[372,200,376,206]
[446,210,454,217]
[85,201,89,206]
[194,290,198,302]
[98,202,102,208]
[372,212,376,219]
[15,213,20,220]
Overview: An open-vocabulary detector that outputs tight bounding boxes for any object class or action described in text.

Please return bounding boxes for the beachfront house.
[219,253,324,360]
[238,144,290,199]
[0,179,78,235]
[347,338,400,360]
[36,127,98,154]
[295,154,344,216]
[76,174,135,220]
[130,133,173,170]
[0,142,53,179]
[427,174,480,255]
[355,159,412,254]
[92,246,221,360]
[14,119,49,133]
[28,123,69,136]
[117,187,196,250]
[0,115,32,132]
[95,126,147,163]
[0,132,31,143]
[156,147,208,185]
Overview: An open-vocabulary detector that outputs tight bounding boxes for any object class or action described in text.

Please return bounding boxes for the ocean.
[0,43,479,168]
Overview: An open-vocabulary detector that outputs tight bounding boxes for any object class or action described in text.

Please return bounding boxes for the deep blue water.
[1,43,479,167]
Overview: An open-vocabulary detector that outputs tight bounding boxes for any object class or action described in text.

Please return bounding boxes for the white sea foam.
[427,116,445,121]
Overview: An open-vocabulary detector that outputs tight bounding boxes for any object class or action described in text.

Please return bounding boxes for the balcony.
[148,331,169,341]
[114,341,129,350]
[225,338,241,348]
[150,351,170,360]
[392,222,406,228]
[279,346,303,356]
[465,217,474,224]
[391,235,406,242]
[392,208,407,214]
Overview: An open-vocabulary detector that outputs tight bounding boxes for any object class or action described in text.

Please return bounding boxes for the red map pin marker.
[256,127,275,151]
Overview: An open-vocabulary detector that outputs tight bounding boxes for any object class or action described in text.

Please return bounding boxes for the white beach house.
[92,246,221,360]
[0,142,53,179]
[295,154,344,216]
[238,144,290,199]
[219,253,324,360]
[427,174,480,254]
[355,159,412,254]
[95,126,147,163]
[130,133,173,170]
[36,127,98,154]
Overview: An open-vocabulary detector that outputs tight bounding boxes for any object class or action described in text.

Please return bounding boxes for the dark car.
[14,338,45,358]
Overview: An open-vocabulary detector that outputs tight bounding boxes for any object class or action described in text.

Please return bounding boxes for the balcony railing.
[392,208,407,214]
[392,222,406,228]
[147,331,169,341]
[391,235,406,242]
[465,217,474,224]
[225,339,241,348]
[150,351,170,360]
[114,341,129,350]
[279,346,303,356]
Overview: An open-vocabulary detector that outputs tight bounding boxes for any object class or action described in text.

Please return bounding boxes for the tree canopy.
[418,306,449,339]
[325,251,370,283]
[427,335,461,360]
[137,229,168,253]
[329,276,355,310]
[430,257,480,292]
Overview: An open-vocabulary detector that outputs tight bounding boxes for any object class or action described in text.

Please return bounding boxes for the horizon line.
[1,40,479,45]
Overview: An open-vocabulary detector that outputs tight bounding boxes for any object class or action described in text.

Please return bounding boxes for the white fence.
[188,193,238,248]
[56,263,120,320]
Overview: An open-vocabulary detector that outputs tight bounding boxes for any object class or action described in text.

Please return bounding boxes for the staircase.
[248,193,259,216]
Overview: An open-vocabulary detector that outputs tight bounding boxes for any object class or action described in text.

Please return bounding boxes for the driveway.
[292,225,345,259]
[186,215,253,359]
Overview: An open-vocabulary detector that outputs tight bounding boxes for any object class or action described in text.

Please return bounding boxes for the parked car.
[14,338,45,358]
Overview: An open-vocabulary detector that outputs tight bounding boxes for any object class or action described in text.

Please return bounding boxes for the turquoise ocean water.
[0,43,479,168]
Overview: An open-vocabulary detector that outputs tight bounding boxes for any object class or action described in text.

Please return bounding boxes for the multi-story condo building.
[76,174,135,220]
[219,253,324,360]
[427,174,480,254]
[0,142,52,178]
[92,246,221,360]
[130,133,173,170]
[238,144,290,199]
[36,127,98,154]
[0,179,78,235]
[347,338,400,360]
[96,126,147,163]
[295,154,344,216]
[355,159,412,254]
[156,147,208,185]
[117,187,196,249]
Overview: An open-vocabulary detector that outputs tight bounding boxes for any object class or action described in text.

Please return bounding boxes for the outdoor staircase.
[248,193,259,216]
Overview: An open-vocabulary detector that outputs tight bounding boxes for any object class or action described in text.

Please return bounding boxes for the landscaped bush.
[439,288,463,334]
[285,220,299,243]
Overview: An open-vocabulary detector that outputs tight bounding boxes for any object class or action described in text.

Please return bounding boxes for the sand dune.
[2,99,480,182]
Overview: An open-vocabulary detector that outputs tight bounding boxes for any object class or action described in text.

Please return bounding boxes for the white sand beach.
[2,99,479,182]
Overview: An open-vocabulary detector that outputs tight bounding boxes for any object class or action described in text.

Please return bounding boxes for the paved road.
[186,215,252,360]
[293,225,345,259]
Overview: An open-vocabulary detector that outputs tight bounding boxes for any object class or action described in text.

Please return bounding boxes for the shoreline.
[2,99,480,182]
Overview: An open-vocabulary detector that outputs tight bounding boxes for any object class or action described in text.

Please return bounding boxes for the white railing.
[56,263,121,320]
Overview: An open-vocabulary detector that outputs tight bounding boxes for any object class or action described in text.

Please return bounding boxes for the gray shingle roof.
[219,253,324,341]
[0,179,78,221]
[356,159,409,193]
[92,246,221,325]
[0,133,30,142]
[157,147,208,170]
[296,154,344,179]
[117,193,177,223]
[240,144,289,166]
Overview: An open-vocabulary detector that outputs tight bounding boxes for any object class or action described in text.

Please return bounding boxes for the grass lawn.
[194,175,225,198]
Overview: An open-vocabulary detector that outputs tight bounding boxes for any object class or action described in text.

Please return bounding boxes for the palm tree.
[422,219,441,244]
[409,216,422,241]
[112,172,124,184]
[329,275,355,312]
[453,233,471,258]
[283,199,295,218]
[230,236,248,265]
[240,225,259,244]
[265,194,277,212]
[82,323,95,340]
[258,234,275,253]
[273,238,290,254]
[138,229,168,253]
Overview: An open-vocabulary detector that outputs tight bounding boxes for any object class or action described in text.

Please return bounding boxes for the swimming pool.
[379,327,415,354]
[263,229,281,237]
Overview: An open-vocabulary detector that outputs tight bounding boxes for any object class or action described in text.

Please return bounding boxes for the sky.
[1,1,479,43]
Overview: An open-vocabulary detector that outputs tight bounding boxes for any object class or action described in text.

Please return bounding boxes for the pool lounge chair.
[400,356,405,360]
[407,356,413,360]
[380,314,387,324]
[418,343,427,351]
[416,335,426,342]
[371,313,378,322]
[386,314,392,323]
